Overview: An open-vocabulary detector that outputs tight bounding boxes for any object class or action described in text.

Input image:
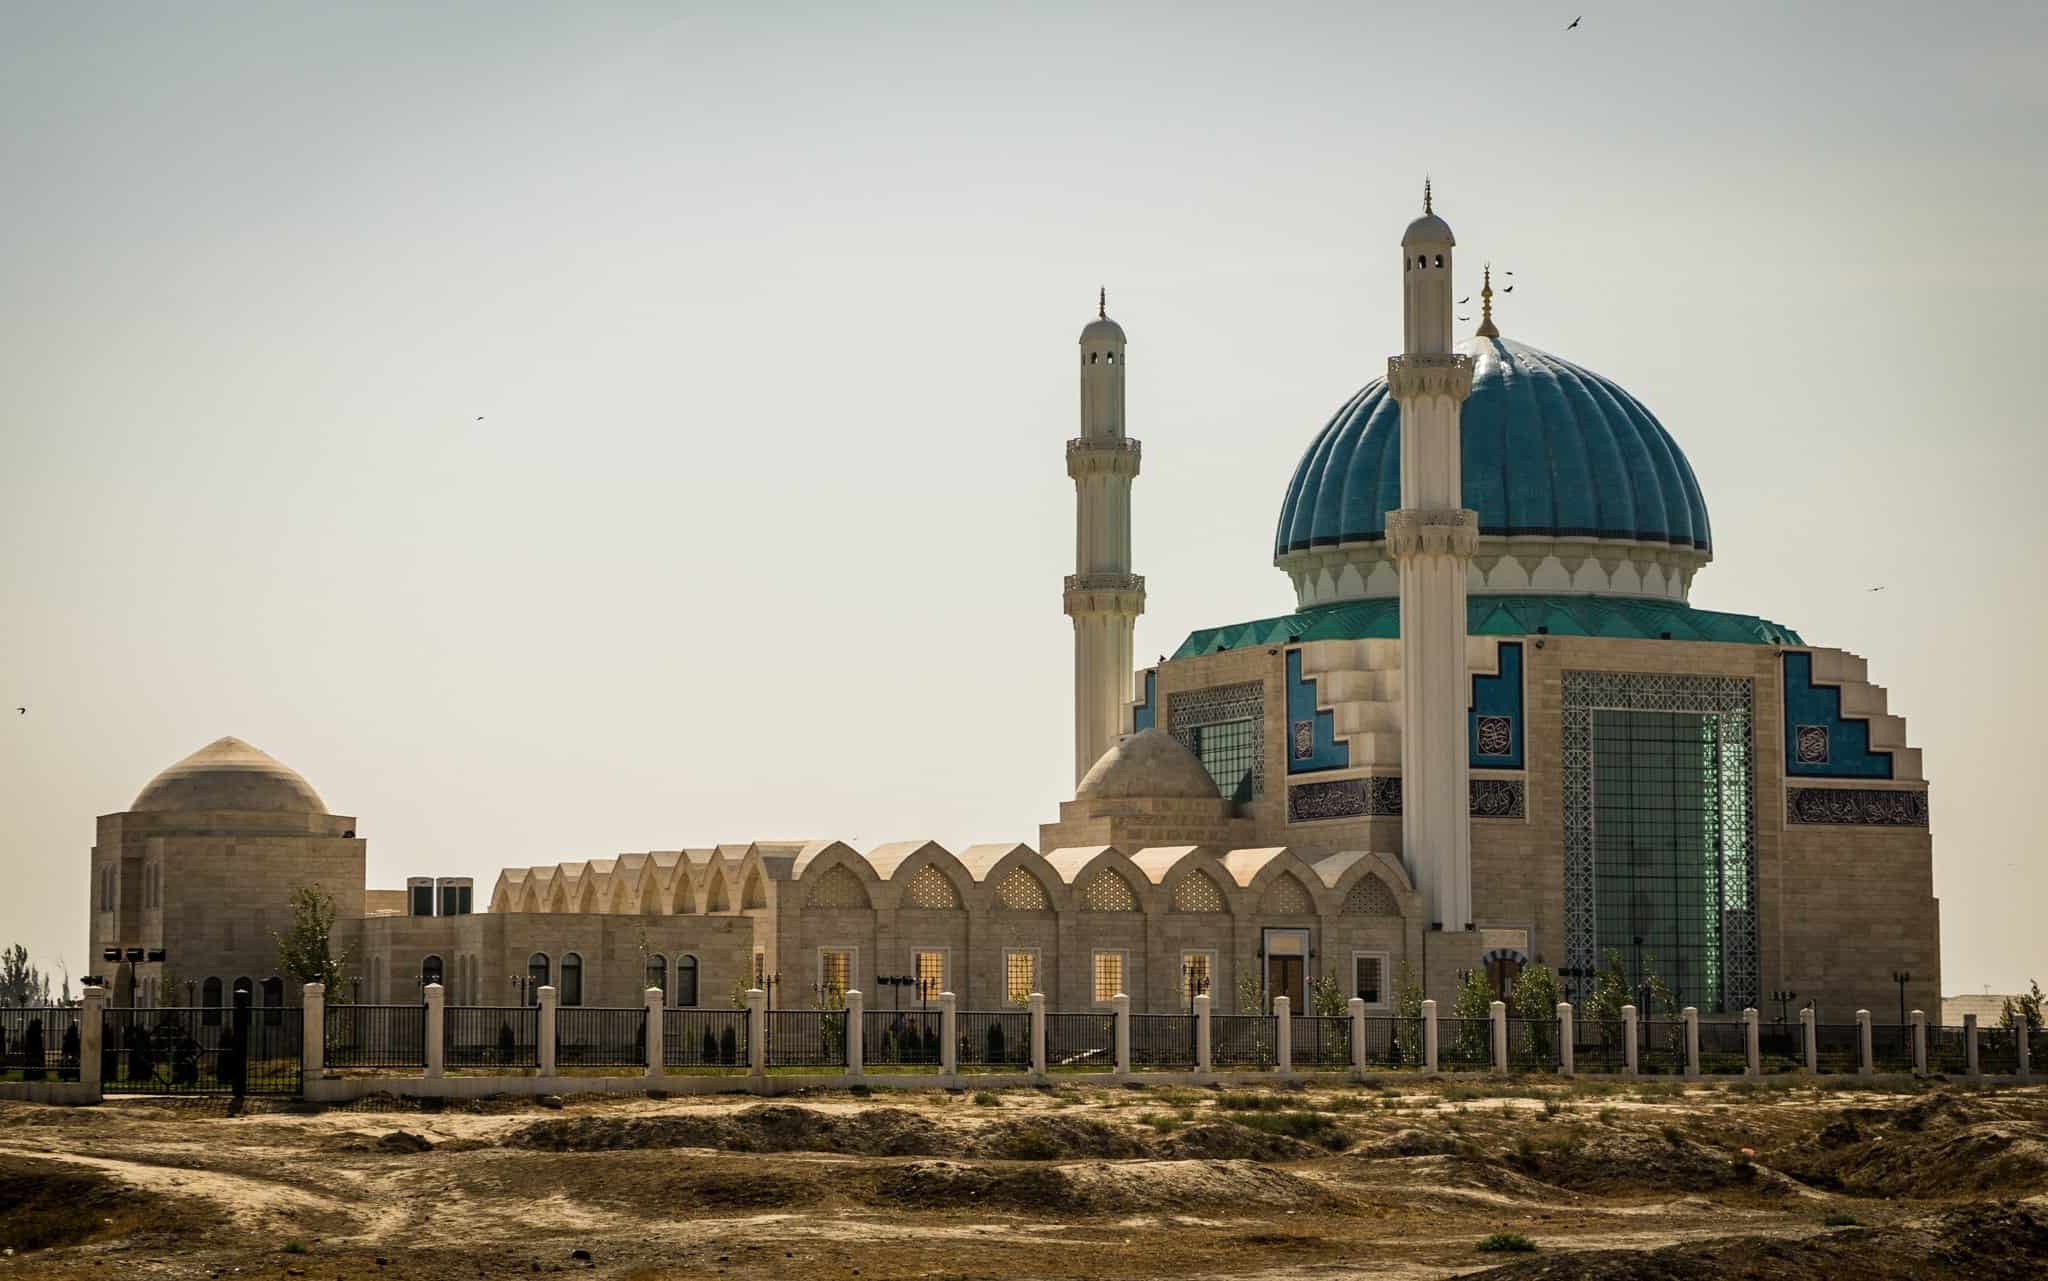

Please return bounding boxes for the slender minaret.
[1066,289,1145,785]
[1385,183,1478,929]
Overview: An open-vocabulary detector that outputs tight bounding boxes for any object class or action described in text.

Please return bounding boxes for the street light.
[1770,989,1797,1025]
[875,974,914,1011]
[1893,971,1911,1031]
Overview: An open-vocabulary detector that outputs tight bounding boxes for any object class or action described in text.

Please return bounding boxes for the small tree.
[1452,968,1494,1063]
[1310,973,1348,1018]
[1585,950,1631,1024]
[21,1018,46,1081]
[0,944,50,1007]
[273,885,354,994]
[1999,980,2044,1032]
[1511,963,1562,1065]
[1236,973,1264,1016]
[700,1027,718,1064]
[1393,961,1425,1066]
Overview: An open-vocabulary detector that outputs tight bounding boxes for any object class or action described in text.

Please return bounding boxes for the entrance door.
[1267,955,1304,1010]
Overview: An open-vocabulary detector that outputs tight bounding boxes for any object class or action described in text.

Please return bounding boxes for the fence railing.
[1870,1023,1915,1074]
[1978,1027,2019,1075]
[955,1010,1029,1069]
[555,1007,648,1068]
[1043,1012,1114,1070]
[1438,1016,1492,1070]
[1758,1022,1803,1072]
[1638,1019,1688,1075]
[1129,1013,1197,1068]
[864,1010,941,1067]
[446,1006,539,1070]
[102,1006,301,1095]
[0,1007,83,1080]
[1210,1013,1276,1068]
[663,1009,746,1068]
[1362,1015,1425,1069]
[1928,1024,1969,1075]
[766,1009,846,1068]
[1573,1020,1628,1074]
[1507,1016,1558,1072]
[1290,1015,1351,1069]
[325,1004,426,1069]
[1813,1023,1862,1073]
[1697,1021,1748,1074]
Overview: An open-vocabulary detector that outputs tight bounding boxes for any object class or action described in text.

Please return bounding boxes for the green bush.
[972,1091,1001,1107]
[1229,1110,1351,1150]
[1475,1233,1535,1253]
[1822,1212,1861,1228]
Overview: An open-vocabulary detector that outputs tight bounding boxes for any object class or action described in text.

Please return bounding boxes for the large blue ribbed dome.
[1274,336,1711,558]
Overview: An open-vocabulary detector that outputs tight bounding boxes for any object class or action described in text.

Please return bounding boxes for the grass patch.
[1228,1111,1352,1151]
[1823,1212,1862,1228]
[1474,1232,1536,1254]
[972,1091,1002,1107]
[283,1241,308,1255]
[1214,1091,1291,1112]
[1137,1111,1185,1134]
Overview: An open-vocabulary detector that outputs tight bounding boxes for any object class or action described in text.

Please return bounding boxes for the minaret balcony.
[1063,573,1146,616]
[1066,436,1143,478]
[1386,353,1475,402]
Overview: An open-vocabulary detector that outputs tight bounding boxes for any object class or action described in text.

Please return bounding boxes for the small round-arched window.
[646,953,667,999]
[527,952,550,1004]
[676,955,699,1008]
[421,955,444,989]
[560,952,584,1007]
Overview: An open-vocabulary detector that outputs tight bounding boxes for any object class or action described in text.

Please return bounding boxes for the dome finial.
[1476,262,1500,338]
[1423,176,1432,214]
[1098,286,1106,319]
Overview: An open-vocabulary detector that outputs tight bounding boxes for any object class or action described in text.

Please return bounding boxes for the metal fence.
[0,1007,83,1080]
[1978,1027,2019,1075]
[1437,1016,1492,1070]
[1638,1020,1688,1075]
[446,1006,539,1070]
[1928,1024,1970,1075]
[1128,1013,1196,1068]
[956,1010,1030,1069]
[1573,1020,1628,1074]
[1813,1023,1862,1073]
[1210,1014,1276,1068]
[1507,1017,1558,1072]
[1362,1015,1424,1069]
[1697,1021,1749,1074]
[766,1009,846,1068]
[663,1009,747,1068]
[1870,1024,1915,1073]
[102,1006,300,1095]
[864,1010,941,1067]
[325,1004,426,1069]
[1758,1022,1803,1073]
[1043,1012,1114,1070]
[1290,1015,1350,1069]
[555,1007,648,1068]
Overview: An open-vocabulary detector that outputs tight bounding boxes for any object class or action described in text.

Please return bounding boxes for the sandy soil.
[1,1078,2044,1280]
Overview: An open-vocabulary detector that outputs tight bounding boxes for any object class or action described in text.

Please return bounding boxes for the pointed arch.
[1044,845,1160,914]
[1260,870,1315,916]
[1171,868,1229,913]
[545,877,571,914]
[634,859,666,916]
[571,874,599,915]
[870,841,970,912]
[1312,850,1415,919]
[1226,847,1338,915]
[805,864,871,909]
[704,870,732,913]
[741,866,767,910]
[489,870,524,914]
[667,866,698,914]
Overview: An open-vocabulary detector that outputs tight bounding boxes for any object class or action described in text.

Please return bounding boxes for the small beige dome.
[1075,728,1220,802]
[131,736,327,814]
[1402,211,1454,246]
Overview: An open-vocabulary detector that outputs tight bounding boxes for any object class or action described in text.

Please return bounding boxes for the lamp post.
[1893,971,1910,1031]
[1184,961,1210,1015]
[876,974,914,1012]
[1770,989,1796,1026]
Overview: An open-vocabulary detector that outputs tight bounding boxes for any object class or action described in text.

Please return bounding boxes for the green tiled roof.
[1173,594,1802,659]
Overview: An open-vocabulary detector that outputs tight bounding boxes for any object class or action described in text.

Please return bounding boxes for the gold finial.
[1423,176,1432,214]
[1098,286,1106,319]
[1476,262,1499,338]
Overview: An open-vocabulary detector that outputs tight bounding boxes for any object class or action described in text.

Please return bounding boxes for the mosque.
[87,192,1939,1025]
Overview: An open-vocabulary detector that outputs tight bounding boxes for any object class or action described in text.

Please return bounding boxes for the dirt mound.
[1464,1200,2048,1279]
[1360,1153,1585,1206]
[1502,1130,1780,1196]
[1778,1123,2048,1198]
[505,1104,952,1156]
[876,1158,1335,1216]
[0,1156,200,1254]
[967,1114,1149,1161]
[1151,1121,1322,1162]
[325,1128,436,1154]
[1356,1128,1460,1159]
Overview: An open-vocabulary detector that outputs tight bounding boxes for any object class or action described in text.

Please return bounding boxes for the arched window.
[560,952,584,1007]
[202,977,223,1026]
[646,954,667,1000]
[675,956,699,1008]
[421,955,445,989]
[261,976,284,1027]
[526,953,550,1005]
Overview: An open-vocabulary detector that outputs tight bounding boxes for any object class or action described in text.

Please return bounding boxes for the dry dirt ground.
[2,1077,2046,1280]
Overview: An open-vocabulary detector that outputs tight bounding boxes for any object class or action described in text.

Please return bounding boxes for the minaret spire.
[1066,296,1145,785]
[1476,263,1499,338]
[1423,176,1432,214]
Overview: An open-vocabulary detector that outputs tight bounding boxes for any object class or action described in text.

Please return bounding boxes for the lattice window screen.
[1262,874,1313,915]
[1171,872,1226,913]
[806,865,870,909]
[995,867,1050,911]
[1341,876,1399,915]
[1081,871,1138,912]
[903,864,961,910]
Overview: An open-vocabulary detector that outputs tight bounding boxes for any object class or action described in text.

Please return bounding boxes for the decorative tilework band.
[1786,787,1928,827]
[1284,776,1526,822]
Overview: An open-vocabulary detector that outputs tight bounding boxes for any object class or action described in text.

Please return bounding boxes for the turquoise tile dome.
[1274,336,1711,558]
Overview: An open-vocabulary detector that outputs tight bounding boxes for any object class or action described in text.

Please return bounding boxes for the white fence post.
[1557,1002,1575,1076]
[1274,995,1292,1073]
[1421,998,1439,1073]
[1195,993,1213,1074]
[1910,1009,1926,1078]
[1964,1013,1980,1078]
[941,991,959,1077]
[1110,993,1130,1075]
[1800,1006,1817,1074]
[745,989,766,1076]
[1856,1009,1873,1076]
[1489,999,1509,1074]
[1743,1008,1760,1078]
[1029,992,1047,1077]
[79,985,107,1097]
[1682,1007,1700,1078]
[844,989,864,1076]
[1349,997,1367,1077]
[423,983,445,1079]
[537,986,558,1077]
[302,982,326,1076]
[644,986,664,1079]
[1621,1004,1639,1076]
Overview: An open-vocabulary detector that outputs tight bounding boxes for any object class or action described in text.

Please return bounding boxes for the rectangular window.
[1003,949,1039,1004]
[1188,718,1258,802]
[819,948,853,999]
[1353,953,1387,1007]
[913,949,946,1002]
[1092,950,1126,1004]
[1180,950,1216,1006]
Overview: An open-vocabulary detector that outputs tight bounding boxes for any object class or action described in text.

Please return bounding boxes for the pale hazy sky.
[3,3,2042,996]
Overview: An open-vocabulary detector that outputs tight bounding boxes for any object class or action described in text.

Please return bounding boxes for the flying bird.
[1868,586,1886,593]
[475,416,484,421]
[1567,16,1581,30]
[14,707,23,715]
[1458,315,1471,321]
[1503,285,1515,293]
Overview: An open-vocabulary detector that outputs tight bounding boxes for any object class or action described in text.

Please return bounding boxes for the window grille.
[1092,951,1126,1003]
[913,950,945,997]
[1168,680,1264,800]
[904,865,960,910]
[1354,954,1384,1005]
[1172,872,1225,913]
[1262,874,1313,915]
[1342,876,1399,915]
[1187,718,1257,801]
[807,865,870,909]
[1081,870,1137,912]
[995,867,1049,911]
[1181,951,1215,1004]
[819,949,852,997]
[1003,950,1038,1003]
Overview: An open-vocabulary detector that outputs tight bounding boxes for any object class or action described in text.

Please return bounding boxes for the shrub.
[1229,1110,1350,1150]
[986,1020,1006,1062]
[497,1021,517,1065]
[1475,1233,1535,1253]
[1542,1096,1565,1116]
[972,1091,1001,1107]
[1661,1124,1684,1145]
[719,1025,737,1065]
[1823,1212,1861,1228]
[701,1027,718,1063]
[282,1241,307,1255]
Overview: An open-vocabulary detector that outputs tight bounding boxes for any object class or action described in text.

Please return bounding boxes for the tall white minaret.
[1386,183,1478,929]
[1066,289,1145,785]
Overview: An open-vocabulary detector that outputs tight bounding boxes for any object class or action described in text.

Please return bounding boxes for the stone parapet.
[1386,353,1474,402]
[1385,508,1479,560]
